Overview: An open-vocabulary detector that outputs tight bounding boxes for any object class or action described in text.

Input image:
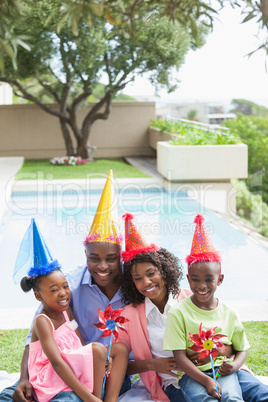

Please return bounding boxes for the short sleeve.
[231,314,250,352]
[163,306,187,351]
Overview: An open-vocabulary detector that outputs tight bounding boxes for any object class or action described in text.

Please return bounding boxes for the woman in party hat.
[2,171,130,402]
[14,218,128,402]
[116,213,193,402]
[164,214,250,401]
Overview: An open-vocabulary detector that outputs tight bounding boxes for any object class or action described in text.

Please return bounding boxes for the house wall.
[0,102,156,159]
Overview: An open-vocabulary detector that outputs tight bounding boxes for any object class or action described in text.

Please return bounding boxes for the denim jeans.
[0,381,82,402]
[179,369,243,402]
[0,376,131,401]
[164,384,187,402]
[237,369,268,402]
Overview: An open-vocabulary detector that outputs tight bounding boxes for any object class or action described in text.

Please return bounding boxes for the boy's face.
[85,242,122,290]
[187,261,224,309]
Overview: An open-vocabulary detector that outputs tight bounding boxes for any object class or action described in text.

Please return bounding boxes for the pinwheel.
[94,304,129,399]
[189,323,226,394]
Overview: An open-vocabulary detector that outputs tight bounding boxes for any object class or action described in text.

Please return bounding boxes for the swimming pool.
[1,186,268,309]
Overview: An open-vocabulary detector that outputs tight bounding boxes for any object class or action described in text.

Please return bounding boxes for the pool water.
[0,188,268,309]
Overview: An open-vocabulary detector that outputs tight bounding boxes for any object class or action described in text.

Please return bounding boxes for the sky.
[123,3,268,108]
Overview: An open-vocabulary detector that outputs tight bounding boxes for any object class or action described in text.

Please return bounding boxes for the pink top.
[116,289,192,402]
[28,311,94,402]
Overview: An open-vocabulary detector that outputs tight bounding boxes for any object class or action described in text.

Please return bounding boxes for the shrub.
[232,179,268,237]
[150,119,241,145]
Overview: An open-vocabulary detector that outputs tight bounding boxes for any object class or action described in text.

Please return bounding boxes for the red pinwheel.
[94,304,129,341]
[94,304,129,399]
[189,322,226,360]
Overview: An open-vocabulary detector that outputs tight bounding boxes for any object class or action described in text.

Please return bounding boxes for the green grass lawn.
[15,159,149,180]
[1,322,267,375]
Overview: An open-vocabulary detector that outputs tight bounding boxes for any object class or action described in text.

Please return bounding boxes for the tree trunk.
[60,118,75,156]
[76,139,90,159]
[75,90,112,158]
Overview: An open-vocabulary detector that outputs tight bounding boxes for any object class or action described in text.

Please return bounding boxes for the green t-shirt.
[163,297,250,372]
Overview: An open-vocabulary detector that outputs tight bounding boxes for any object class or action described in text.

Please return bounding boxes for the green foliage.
[241,1,268,56]
[15,159,149,180]
[0,0,30,72]
[150,119,241,145]
[114,93,136,101]
[232,179,268,237]
[56,0,219,45]
[224,114,268,204]
[231,99,268,118]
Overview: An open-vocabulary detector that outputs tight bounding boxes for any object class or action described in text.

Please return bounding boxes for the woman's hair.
[20,269,61,293]
[121,248,183,306]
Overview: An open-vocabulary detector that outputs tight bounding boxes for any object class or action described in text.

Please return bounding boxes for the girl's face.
[35,270,71,312]
[131,261,167,304]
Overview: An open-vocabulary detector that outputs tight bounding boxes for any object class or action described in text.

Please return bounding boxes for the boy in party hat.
[3,170,131,402]
[164,214,249,401]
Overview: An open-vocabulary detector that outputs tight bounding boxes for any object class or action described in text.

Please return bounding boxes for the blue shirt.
[25,266,125,346]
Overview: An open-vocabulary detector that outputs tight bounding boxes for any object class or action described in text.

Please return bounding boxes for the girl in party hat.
[15,219,128,402]
[163,214,249,401]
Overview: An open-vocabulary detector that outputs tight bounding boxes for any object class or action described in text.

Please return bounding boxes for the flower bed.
[50,156,87,166]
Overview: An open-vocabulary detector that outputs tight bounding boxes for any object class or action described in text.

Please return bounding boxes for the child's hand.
[105,357,113,376]
[218,359,237,376]
[204,376,221,400]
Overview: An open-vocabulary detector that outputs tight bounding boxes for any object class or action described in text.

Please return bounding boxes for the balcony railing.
[163,115,230,136]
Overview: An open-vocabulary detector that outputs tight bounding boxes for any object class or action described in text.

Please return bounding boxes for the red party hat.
[121,213,159,262]
[186,214,221,265]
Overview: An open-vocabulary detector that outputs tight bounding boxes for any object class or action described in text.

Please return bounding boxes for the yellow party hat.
[84,170,123,245]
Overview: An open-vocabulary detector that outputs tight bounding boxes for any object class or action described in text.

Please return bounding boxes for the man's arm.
[126,357,181,378]
[12,346,33,402]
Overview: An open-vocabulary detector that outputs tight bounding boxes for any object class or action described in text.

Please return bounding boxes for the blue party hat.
[13,219,61,284]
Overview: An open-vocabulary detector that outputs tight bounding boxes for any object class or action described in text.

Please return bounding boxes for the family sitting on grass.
[1,170,267,402]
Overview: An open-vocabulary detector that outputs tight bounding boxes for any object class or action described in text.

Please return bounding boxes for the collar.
[81,267,93,286]
[145,293,177,318]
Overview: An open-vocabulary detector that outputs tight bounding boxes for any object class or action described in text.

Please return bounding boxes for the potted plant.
[150,120,248,181]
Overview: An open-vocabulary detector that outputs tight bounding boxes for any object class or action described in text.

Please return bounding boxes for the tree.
[224,113,268,204]
[0,0,208,158]
[55,0,268,57]
[231,99,268,117]
[0,0,30,71]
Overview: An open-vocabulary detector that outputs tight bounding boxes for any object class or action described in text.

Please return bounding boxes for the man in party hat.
[13,218,61,285]
[2,170,131,402]
[164,214,254,402]
[82,169,123,302]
